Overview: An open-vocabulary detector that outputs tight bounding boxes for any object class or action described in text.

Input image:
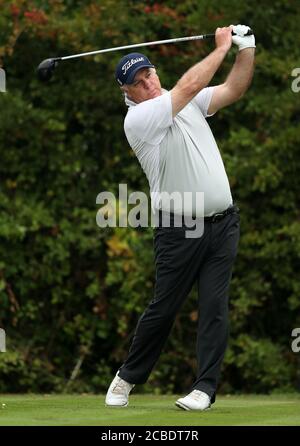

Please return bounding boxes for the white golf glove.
[231,24,256,51]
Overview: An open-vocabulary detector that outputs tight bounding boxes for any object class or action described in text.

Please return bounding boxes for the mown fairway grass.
[0,394,299,426]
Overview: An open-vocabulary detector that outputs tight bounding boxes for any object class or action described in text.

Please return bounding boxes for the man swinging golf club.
[106,24,255,410]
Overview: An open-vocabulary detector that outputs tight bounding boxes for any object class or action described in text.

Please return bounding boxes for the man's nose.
[143,78,152,89]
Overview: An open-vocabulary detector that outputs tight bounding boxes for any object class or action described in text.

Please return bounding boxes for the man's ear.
[121,85,131,99]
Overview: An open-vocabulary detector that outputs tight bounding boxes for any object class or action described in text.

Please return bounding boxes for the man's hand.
[215,26,233,53]
[171,27,232,117]
[231,24,256,51]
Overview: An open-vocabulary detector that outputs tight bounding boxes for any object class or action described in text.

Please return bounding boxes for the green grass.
[0,394,299,426]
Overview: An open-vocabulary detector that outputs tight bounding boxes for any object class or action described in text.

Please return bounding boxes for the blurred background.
[0,0,299,395]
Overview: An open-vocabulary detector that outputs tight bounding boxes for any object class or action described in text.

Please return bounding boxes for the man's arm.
[171,27,232,117]
[207,48,255,115]
[207,25,256,115]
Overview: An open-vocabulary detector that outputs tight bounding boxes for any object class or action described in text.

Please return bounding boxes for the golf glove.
[231,24,256,51]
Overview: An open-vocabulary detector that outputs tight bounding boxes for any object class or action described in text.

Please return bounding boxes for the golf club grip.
[203,29,254,39]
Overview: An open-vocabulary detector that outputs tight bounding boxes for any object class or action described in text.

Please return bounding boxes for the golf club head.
[37,58,60,82]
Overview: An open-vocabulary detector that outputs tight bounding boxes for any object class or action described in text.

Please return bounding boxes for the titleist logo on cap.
[122,57,144,75]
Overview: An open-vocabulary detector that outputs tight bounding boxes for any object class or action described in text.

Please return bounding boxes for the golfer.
[106,25,255,410]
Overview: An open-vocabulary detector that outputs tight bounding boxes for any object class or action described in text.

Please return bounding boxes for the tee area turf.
[0,394,299,426]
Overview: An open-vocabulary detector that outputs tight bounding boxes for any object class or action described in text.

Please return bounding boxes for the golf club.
[37,28,253,82]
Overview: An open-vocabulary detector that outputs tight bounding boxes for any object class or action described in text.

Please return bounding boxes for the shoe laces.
[112,377,133,395]
[191,390,210,402]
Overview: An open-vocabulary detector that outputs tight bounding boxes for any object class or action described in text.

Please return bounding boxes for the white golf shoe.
[105,372,135,407]
[175,390,211,411]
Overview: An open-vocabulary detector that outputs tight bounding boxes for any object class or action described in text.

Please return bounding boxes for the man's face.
[124,68,162,103]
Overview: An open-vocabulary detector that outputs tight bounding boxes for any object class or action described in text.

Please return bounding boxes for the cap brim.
[125,64,155,85]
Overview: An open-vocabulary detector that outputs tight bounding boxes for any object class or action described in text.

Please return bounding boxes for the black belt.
[157,205,239,227]
[204,204,240,223]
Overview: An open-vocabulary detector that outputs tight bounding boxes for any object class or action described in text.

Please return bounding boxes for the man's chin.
[148,90,162,99]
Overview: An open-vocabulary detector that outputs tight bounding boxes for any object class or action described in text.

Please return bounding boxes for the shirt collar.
[124,89,168,108]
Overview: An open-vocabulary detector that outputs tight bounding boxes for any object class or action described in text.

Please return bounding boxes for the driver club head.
[37,58,60,82]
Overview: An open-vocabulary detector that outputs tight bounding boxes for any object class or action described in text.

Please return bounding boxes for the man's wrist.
[236,47,256,56]
[238,46,256,53]
[214,46,229,57]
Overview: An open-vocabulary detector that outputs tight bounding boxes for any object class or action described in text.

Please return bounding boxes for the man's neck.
[124,88,165,107]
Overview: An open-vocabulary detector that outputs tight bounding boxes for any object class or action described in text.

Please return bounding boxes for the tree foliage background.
[0,0,299,394]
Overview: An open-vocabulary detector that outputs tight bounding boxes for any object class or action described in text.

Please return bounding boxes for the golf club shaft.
[37,28,253,81]
[60,33,217,61]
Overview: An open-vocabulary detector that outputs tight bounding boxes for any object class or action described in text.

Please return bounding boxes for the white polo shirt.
[124,88,233,217]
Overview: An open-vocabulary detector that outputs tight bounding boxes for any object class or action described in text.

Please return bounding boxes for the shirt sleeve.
[124,91,173,146]
[193,86,216,118]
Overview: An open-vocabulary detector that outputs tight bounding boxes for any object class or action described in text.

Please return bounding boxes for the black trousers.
[118,210,240,403]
